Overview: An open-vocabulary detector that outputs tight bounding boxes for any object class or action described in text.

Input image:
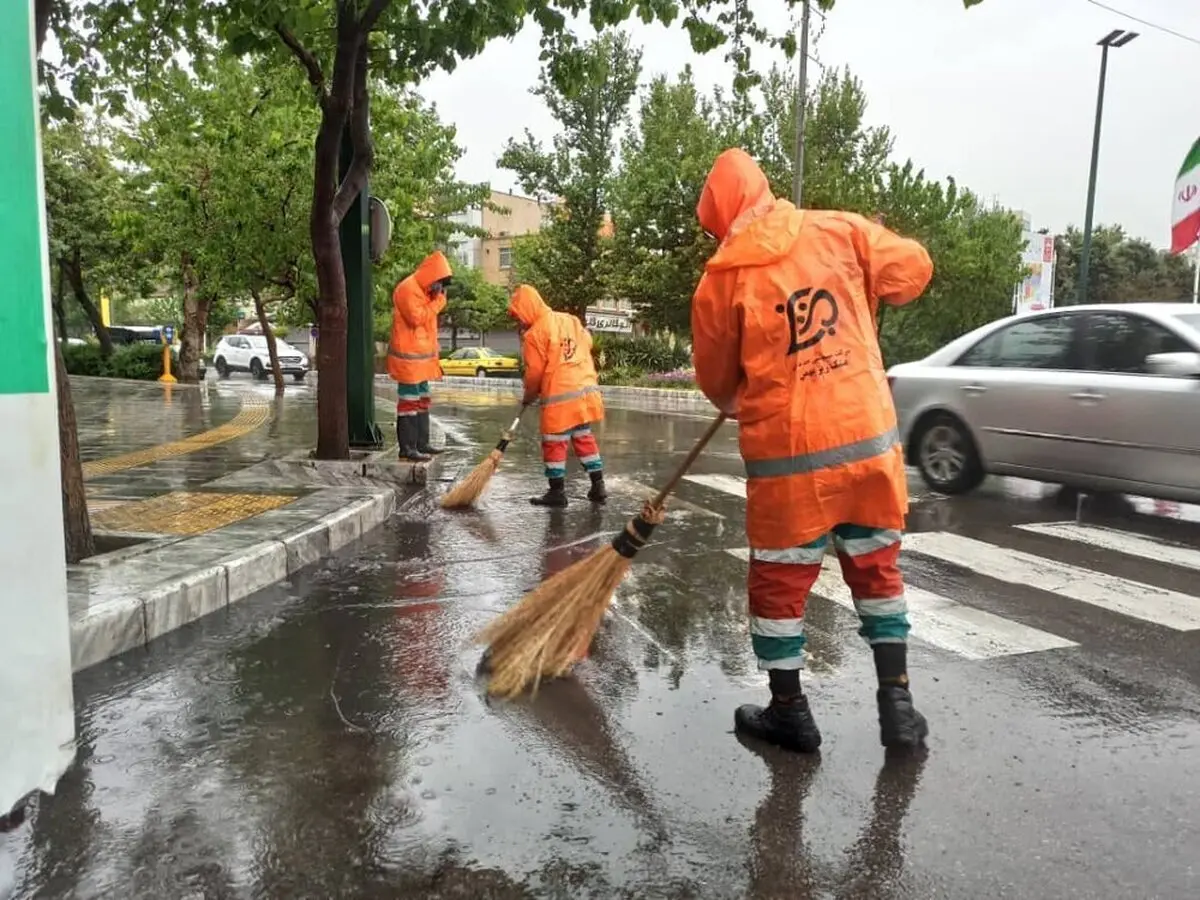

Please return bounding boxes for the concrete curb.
[69,488,397,672]
[424,375,713,408]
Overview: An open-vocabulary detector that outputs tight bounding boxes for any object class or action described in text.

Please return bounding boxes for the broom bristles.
[440,448,503,509]
[479,545,631,698]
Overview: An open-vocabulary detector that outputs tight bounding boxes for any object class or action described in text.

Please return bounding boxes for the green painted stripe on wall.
[0,4,51,395]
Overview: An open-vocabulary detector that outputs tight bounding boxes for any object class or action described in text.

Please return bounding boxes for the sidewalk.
[69,377,430,671]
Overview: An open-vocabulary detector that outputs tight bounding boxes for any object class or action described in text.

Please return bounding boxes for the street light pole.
[1075,28,1137,306]
[790,0,812,207]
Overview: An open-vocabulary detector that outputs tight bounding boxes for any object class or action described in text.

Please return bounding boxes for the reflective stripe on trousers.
[743,426,900,479]
[397,381,431,417]
[747,525,908,671]
[542,424,602,478]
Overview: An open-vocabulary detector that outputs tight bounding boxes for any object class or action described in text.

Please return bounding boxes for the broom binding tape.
[610,503,666,559]
[496,437,511,452]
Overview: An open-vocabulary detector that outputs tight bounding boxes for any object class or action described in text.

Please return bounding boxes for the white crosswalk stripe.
[726,549,1076,660]
[682,473,746,499]
[903,532,1200,632]
[1016,521,1200,572]
[688,467,1200,650]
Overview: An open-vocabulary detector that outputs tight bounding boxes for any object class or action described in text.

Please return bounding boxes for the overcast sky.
[420,0,1200,250]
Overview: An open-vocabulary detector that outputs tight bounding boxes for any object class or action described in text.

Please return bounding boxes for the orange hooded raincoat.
[692,149,933,550]
[388,251,453,384]
[509,284,605,435]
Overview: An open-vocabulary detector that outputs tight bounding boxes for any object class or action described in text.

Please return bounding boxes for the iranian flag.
[1171,138,1200,254]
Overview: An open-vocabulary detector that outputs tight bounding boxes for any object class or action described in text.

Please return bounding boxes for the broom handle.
[650,414,729,509]
[494,406,528,452]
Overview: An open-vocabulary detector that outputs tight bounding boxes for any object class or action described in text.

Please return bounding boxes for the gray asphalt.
[4,388,1200,899]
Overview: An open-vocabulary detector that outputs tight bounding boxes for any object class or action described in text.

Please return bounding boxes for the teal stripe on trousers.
[751,633,807,662]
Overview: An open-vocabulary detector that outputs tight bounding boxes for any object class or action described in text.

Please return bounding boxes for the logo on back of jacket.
[561,337,577,363]
[780,287,849,379]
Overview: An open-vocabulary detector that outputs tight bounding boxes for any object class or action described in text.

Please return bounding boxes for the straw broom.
[478,413,729,698]
[440,408,527,510]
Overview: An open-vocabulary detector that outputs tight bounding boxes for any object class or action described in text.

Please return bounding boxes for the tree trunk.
[65,253,113,356]
[177,257,208,384]
[55,342,93,563]
[38,6,92,565]
[313,214,349,458]
[450,325,458,351]
[52,261,67,345]
[311,78,351,459]
[253,289,285,396]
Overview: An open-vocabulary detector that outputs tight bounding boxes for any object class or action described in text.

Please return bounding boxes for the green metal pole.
[339,127,383,450]
[1076,42,1109,307]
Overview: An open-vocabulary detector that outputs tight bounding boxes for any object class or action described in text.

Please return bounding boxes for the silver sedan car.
[888,303,1200,501]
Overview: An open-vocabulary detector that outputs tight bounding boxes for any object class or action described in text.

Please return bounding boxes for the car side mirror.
[1145,351,1200,378]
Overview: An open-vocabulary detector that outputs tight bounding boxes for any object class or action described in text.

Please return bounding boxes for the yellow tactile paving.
[91,490,297,536]
[82,396,272,480]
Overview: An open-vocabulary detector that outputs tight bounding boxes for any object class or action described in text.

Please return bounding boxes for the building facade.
[443,189,638,347]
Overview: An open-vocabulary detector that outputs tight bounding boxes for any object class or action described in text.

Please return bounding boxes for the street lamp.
[1075,28,1138,306]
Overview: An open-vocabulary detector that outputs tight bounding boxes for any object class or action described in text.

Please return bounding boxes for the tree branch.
[275,24,326,98]
[360,0,392,32]
[330,40,373,225]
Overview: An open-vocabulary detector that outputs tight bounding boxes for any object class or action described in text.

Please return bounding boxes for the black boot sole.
[734,704,823,754]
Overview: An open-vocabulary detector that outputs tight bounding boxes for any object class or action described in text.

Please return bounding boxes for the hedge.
[591,334,690,373]
[63,343,166,381]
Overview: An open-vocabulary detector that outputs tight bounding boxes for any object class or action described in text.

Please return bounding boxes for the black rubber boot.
[530,477,568,507]
[735,694,822,753]
[877,684,929,750]
[397,418,430,463]
[586,470,607,504]
[416,411,443,455]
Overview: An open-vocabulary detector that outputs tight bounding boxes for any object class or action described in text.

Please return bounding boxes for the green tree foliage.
[42,118,145,353]
[500,32,642,320]
[608,66,720,333]
[120,58,320,382]
[1053,225,1194,305]
[875,163,1025,363]
[368,87,491,333]
[443,267,510,346]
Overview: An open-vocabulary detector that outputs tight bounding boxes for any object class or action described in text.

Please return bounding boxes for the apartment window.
[498,246,513,270]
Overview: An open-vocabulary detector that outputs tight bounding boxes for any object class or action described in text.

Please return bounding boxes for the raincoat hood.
[697,148,774,242]
[508,284,551,328]
[413,251,453,291]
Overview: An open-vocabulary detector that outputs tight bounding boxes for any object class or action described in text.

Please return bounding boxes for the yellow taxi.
[441,346,521,378]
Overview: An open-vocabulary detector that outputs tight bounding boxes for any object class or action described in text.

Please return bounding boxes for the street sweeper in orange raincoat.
[692,148,934,755]
[508,284,607,508]
[388,251,453,462]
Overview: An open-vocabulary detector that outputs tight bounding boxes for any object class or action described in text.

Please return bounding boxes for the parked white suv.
[213,334,309,382]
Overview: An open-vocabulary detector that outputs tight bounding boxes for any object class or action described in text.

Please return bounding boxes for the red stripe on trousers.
[748,559,821,621]
[397,399,423,415]
[836,541,903,600]
[542,438,569,466]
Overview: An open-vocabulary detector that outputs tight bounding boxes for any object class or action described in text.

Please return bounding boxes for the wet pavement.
[6,390,1200,898]
[77,378,323,506]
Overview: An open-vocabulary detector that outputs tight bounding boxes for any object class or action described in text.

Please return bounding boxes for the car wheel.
[914,413,984,495]
[250,358,266,381]
[215,357,230,379]
[476,367,488,378]
[292,372,306,382]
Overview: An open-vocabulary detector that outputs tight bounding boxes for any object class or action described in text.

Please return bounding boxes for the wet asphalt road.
[5,388,1200,899]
